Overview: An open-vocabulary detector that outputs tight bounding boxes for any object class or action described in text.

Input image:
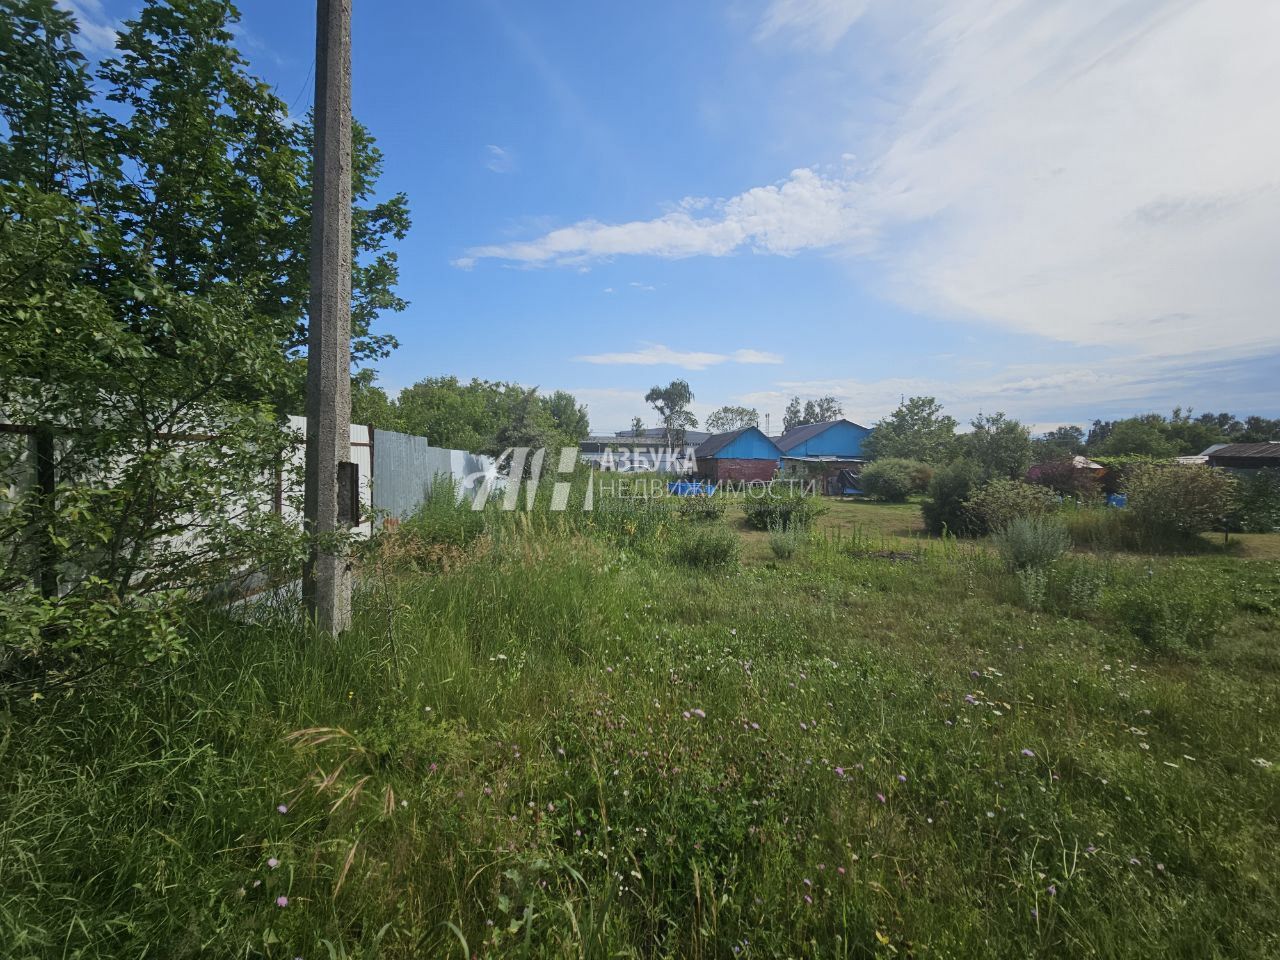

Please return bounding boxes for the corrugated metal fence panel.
[266,418,500,528]
[371,428,426,518]
[372,428,452,519]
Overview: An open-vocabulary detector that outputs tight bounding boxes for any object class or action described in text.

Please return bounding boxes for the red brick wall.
[699,458,778,483]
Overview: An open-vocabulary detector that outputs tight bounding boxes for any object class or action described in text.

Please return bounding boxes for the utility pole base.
[305,551,352,635]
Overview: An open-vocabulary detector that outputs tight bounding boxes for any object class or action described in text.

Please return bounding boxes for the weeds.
[670,524,740,568]
[992,515,1070,571]
[767,518,806,559]
[2,499,1278,958]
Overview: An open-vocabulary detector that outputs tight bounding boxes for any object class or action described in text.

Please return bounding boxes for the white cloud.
[463,0,1280,363]
[851,0,1280,358]
[460,168,869,265]
[733,347,1262,429]
[484,144,515,173]
[755,0,871,50]
[573,343,784,371]
[56,0,118,51]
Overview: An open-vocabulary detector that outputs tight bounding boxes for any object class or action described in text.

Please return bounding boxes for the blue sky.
[64,0,1280,432]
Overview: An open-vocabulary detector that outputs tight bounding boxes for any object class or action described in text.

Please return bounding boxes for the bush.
[859,458,929,502]
[742,492,825,531]
[670,525,740,568]
[1092,456,1160,496]
[1027,459,1102,500]
[921,460,982,536]
[1228,470,1280,533]
[1101,566,1228,652]
[1123,464,1236,547]
[768,519,805,559]
[991,515,1070,571]
[966,478,1059,535]
[675,494,728,522]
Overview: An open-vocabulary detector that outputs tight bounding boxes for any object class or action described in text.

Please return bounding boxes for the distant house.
[775,419,872,494]
[694,427,783,483]
[1205,442,1280,470]
[775,419,872,459]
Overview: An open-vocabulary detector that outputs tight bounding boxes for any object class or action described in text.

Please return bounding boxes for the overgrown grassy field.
[3,494,1279,958]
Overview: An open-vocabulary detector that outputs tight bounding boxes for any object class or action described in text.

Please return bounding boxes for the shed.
[1205,442,1280,469]
[694,427,783,483]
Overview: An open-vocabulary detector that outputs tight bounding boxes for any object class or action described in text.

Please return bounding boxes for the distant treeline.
[865,397,1277,477]
[352,373,590,456]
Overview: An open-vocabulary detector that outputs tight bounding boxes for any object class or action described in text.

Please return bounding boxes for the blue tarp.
[668,479,716,496]
[1107,493,1127,508]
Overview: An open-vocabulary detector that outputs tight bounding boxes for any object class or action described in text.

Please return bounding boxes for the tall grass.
[3,498,1280,958]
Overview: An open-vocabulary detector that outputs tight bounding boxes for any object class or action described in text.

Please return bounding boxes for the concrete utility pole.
[303,0,354,633]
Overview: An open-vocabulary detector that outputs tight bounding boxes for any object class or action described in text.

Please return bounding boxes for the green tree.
[782,396,804,433]
[629,416,645,437]
[1238,415,1280,442]
[645,380,698,447]
[544,389,590,441]
[0,0,411,678]
[0,183,303,679]
[396,376,499,451]
[1033,425,1086,459]
[0,0,111,197]
[963,412,1033,479]
[350,369,402,431]
[803,396,843,424]
[781,395,842,433]
[6,0,411,407]
[1164,408,1226,456]
[863,396,959,463]
[492,385,558,454]
[393,377,591,455]
[1094,416,1179,458]
[705,405,759,433]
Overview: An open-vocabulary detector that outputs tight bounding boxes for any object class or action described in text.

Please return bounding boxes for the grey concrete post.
[302,0,353,634]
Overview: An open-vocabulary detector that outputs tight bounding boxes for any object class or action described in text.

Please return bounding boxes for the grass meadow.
[2,489,1279,958]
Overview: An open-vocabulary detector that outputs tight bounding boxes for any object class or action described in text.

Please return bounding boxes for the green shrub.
[674,494,727,522]
[921,460,982,536]
[670,525,740,568]
[1092,455,1160,495]
[1101,566,1228,652]
[742,492,825,531]
[859,458,928,502]
[966,478,1058,535]
[767,519,805,559]
[1027,459,1102,499]
[991,515,1070,571]
[1123,464,1236,547]
[1227,470,1280,533]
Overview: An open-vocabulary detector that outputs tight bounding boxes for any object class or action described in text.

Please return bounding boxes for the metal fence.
[4,416,498,543]
[368,426,498,520]
[283,417,498,535]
